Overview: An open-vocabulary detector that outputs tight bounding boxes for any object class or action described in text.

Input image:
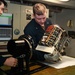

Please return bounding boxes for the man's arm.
[0,56,6,66]
[0,56,18,67]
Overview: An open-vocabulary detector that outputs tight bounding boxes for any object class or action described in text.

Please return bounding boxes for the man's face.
[0,3,4,15]
[34,12,46,26]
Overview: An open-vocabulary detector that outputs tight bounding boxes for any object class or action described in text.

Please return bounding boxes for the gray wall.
[7,3,33,39]
[52,9,75,57]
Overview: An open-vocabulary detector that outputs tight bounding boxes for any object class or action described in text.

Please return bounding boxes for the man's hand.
[4,57,18,67]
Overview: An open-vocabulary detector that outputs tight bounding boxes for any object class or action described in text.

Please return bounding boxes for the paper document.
[40,56,75,69]
[36,45,55,54]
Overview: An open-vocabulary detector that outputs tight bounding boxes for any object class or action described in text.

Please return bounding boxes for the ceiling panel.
[6,0,75,9]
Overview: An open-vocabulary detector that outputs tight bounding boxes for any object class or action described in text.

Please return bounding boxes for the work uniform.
[0,56,7,66]
[24,18,52,61]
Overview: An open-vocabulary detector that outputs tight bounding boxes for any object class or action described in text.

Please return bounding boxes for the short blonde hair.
[33,3,47,15]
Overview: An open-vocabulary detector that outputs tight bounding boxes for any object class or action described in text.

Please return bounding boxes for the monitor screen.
[0,13,13,41]
[0,13,13,27]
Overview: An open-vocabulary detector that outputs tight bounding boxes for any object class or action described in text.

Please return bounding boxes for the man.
[24,3,52,61]
[0,0,17,67]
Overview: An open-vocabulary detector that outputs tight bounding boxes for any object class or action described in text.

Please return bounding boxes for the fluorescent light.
[60,0,69,1]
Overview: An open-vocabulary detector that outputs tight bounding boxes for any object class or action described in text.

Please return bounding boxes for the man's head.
[0,0,7,15]
[33,3,47,26]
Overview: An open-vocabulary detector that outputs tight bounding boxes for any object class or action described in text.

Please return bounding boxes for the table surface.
[32,65,75,75]
[0,63,75,75]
